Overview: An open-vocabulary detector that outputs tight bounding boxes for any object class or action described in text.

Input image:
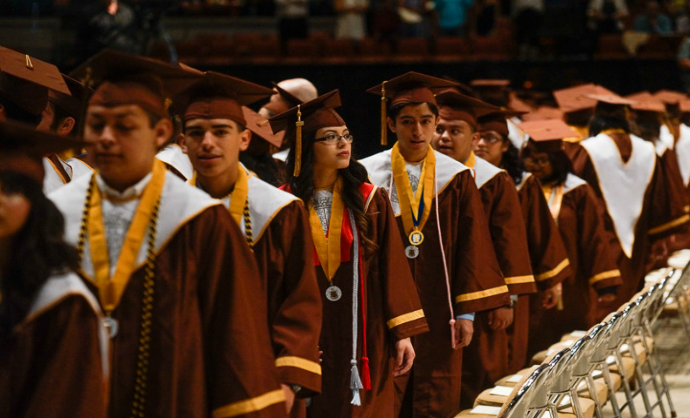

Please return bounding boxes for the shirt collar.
[96,172,153,202]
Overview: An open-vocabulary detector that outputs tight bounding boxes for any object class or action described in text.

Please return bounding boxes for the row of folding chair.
[454,263,688,418]
[646,250,690,342]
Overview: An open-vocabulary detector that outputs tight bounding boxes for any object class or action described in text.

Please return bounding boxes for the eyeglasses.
[314,134,354,144]
[478,135,503,144]
[523,156,551,166]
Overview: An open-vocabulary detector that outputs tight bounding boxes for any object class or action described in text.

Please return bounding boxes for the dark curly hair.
[0,172,80,336]
[285,126,378,255]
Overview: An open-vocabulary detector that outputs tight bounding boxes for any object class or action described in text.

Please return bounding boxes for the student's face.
[0,181,31,240]
[181,118,251,180]
[474,130,509,167]
[432,118,478,163]
[84,104,171,190]
[388,103,440,161]
[312,125,352,172]
[523,151,553,182]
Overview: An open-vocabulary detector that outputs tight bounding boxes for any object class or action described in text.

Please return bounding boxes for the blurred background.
[2,0,688,156]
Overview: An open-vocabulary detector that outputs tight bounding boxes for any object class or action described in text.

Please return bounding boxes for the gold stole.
[464,151,476,168]
[309,177,345,280]
[190,166,250,225]
[391,143,436,236]
[88,159,166,313]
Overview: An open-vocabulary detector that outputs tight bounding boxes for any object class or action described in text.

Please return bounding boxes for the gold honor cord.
[88,160,167,313]
[190,168,253,246]
[309,177,345,280]
[390,143,436,237]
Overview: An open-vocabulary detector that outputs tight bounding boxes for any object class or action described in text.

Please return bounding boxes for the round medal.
[103,316,119,338]
[326,285,342,302]
[405,245,420,259]
[409,230,424,246]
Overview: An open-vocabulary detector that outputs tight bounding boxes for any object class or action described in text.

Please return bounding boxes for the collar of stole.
[190,166,250,225]
[390,142,436,236]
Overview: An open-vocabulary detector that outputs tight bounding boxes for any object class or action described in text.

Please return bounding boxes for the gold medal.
[409,229,424,246]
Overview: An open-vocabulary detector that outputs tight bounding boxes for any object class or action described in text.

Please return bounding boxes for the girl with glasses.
[270,90,429,418]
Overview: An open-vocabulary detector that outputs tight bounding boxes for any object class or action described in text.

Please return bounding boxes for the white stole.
[581,133,656,258]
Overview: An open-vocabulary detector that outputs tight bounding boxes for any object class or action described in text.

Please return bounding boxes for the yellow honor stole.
[87,159,166,313]
[190,166,253,246]
[391,143,436,244]
[309,177,345,280]
[464,151,476,168]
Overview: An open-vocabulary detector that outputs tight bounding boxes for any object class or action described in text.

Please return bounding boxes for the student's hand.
[542,283,562,309]
[488,306,514,330]
[281,384,295,413]
[455,319,474,349]
[393,338,415,376]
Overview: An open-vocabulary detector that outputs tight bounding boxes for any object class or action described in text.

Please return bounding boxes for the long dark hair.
[285,127,378,255]
[501,138,526,185]
[630,112,661,143]
[0,172,80,336]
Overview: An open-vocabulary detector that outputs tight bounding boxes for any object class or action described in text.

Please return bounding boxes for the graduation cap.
[625,91,666,113]
[262,82,305,116]
[366,72,458,146]
[0,120,85,183]
[71,49,203,118]
[0,46,71,116]
[177,71,274,127]
[477,109,526,136]
[269,90,345,177]
[522,106,564,122]
[242,106,285,148]
[653,90,686,105]
[48,74,93,119]
[470,79,511,88]
[435,88,500,129]
[585,93,635,106]
[519,119,577,152]
[554,84,616,113]
[680,100,690,114]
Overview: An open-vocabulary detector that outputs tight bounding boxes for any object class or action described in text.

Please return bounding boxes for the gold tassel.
[82,67,94,89]
[294,104,304,177]
[381,81,388,146]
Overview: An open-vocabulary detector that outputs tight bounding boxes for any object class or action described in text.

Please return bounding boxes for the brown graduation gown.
[527,175,622,356]
[306,187,429,418]
[251,201,322,395]
[513,173,572,373]
[222,171,323,400]
[0,290,107,417]
[50,172,285,418]
[461,163,536,407]
[361,150,509,418]
[569,135,690,308]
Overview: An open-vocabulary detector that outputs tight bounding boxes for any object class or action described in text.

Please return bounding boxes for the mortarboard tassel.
[294,104,304,177]
[381,81,388,146]
[350,360,364,406]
